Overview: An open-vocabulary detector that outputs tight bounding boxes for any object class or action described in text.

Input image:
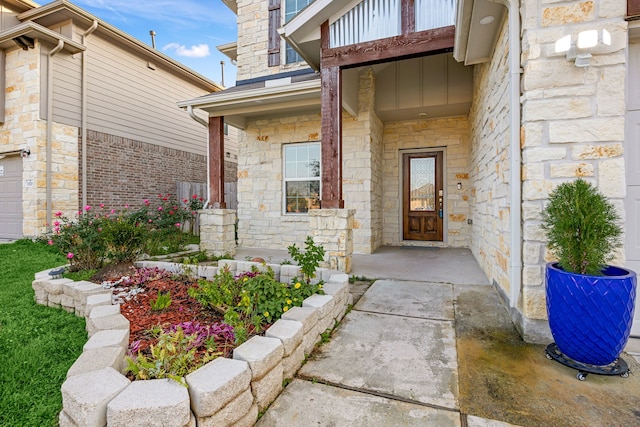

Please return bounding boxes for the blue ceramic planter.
[545,263,637,366]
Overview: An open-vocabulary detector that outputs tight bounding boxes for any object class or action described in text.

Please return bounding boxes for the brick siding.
[79,130,236,210]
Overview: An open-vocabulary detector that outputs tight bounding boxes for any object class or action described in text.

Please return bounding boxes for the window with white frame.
[284,0,315,64]
[283,142,321,213]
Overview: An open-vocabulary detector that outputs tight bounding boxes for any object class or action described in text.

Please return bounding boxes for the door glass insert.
[410,157,435,211]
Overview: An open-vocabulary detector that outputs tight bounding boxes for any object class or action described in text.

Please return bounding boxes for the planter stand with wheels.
[545,343,630,381]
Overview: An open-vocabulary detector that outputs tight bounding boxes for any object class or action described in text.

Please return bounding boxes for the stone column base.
[199,209,236,257]
[309,209,355,273]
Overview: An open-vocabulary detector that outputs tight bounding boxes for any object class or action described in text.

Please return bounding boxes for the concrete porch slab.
[256,379,461,427]
[355,280,454,320]
[298,310,458,409]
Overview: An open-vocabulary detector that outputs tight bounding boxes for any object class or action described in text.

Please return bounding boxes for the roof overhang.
[280,0,361,72]
[0,21,85,53]
[18,0,222,91]
[178,78,322,130]
[454,0,507,65]
[217,42,237,62]
[221,0,237,14]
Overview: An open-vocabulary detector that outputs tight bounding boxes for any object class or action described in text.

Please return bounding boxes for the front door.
[625,40,640,336]
[402,151,444,241]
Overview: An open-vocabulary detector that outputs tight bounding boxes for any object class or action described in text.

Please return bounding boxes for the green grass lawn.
[0,240,87,426]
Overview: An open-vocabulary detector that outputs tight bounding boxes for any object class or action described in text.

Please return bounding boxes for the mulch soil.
[120,276,225,355]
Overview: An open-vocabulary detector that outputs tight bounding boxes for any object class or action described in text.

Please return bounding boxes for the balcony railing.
[330,0,457,48]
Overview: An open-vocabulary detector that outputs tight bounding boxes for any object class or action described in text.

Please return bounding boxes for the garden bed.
[32,259,351,427]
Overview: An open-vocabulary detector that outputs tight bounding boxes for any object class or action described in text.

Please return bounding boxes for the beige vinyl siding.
[51,48,82,126]
[49,30,211,155]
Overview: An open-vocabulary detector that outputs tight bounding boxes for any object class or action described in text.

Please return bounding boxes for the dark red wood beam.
[208,116,226,208]
[320,21,344,209]
[321,25,455,69]
[402,0,415,35]
[629,0,640,19]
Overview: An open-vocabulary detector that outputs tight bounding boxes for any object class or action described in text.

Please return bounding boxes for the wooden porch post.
[208,116,226,208]
[320,20,344,209]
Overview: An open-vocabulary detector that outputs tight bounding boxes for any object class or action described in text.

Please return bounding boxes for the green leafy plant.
[287,236,325,284]
[125,326,222,385]
[100,213,147,263]
[150,291,172,311]
[541,178,622,276]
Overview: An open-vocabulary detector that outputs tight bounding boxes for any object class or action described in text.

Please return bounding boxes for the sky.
[72,0,238,86]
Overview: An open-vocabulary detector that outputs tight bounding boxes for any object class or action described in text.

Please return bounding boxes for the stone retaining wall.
[32,260,351,427]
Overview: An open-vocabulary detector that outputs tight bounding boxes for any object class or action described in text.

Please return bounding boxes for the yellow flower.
[283,306,289,312]
[293,298,298,302]
[243,277,248,282]
[264,311,269,317]
[294,282,301,289]
[286,299,292,305]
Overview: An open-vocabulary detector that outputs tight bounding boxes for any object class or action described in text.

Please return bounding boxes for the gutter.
[81,20,98,209]
[46,39,64,228]
[497,0,523,309]
[186,106,211,209]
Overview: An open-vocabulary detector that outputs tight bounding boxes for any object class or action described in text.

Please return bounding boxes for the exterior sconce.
[457,182,462,190]
[556,29,611,67]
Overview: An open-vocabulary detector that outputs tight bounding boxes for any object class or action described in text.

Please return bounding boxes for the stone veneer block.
[196,387,253,427]
[107,378,191,427]
[233,335,284,380]
[83,328,129,352]
[251,362,283,412]
[67,347,126,378]
[186,357,251,418]
[303,294,335,319]
[48,292,62,308]
[301,324,321,355]
[197,265,218,279]
[265,319,303,357]
[236,261,254,272]
[34,289,48,305]
[87,313,129,336]
[280,264,301,279]
[61,367,130,427]
[89,304,120,319]
[58,410,77,427]
[282,343,305,379]
[322,280,349,302]
[281,306,319,334]
[44,278,74,295]
[84,293,113,317]
[32,278,47,292]
[218,259,237,272]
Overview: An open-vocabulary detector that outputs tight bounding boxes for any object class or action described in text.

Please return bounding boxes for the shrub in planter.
[542,179,636,367]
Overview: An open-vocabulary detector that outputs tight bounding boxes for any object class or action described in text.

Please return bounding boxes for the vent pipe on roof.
[150,30,156,49]
[220,61,225,87]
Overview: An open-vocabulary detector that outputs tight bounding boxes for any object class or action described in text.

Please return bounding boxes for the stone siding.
[520,0,628,322]
[0,42,80,237]
[383,117,471,248]
[235,0,312,82]
[468,19,512,296]
[237,72,385,254]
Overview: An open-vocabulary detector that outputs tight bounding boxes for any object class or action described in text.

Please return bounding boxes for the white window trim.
[282,141,321,215]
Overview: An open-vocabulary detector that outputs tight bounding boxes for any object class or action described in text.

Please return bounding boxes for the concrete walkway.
[240,246,640,427]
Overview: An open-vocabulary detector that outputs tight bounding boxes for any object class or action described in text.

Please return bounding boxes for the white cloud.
[163,43,211,58]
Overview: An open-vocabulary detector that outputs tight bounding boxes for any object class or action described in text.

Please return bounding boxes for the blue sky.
[73,0,238,86]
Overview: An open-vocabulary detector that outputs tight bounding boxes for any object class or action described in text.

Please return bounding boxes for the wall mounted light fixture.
[556,29,611,67]
[457,182,462,190]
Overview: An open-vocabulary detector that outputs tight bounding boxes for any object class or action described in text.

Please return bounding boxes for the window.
[284,0,315,64]
[284,143,321,213]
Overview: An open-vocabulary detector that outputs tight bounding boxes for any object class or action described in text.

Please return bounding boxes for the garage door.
[625,40,640,336]
[0,156,23,240]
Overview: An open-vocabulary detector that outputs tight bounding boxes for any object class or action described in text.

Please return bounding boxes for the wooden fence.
[177,181,238,235]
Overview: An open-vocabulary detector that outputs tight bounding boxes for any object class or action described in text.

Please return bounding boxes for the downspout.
[186,105,210,208]
[46,39,64,229]
[505,0,522,309]
[81,20,98,209]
